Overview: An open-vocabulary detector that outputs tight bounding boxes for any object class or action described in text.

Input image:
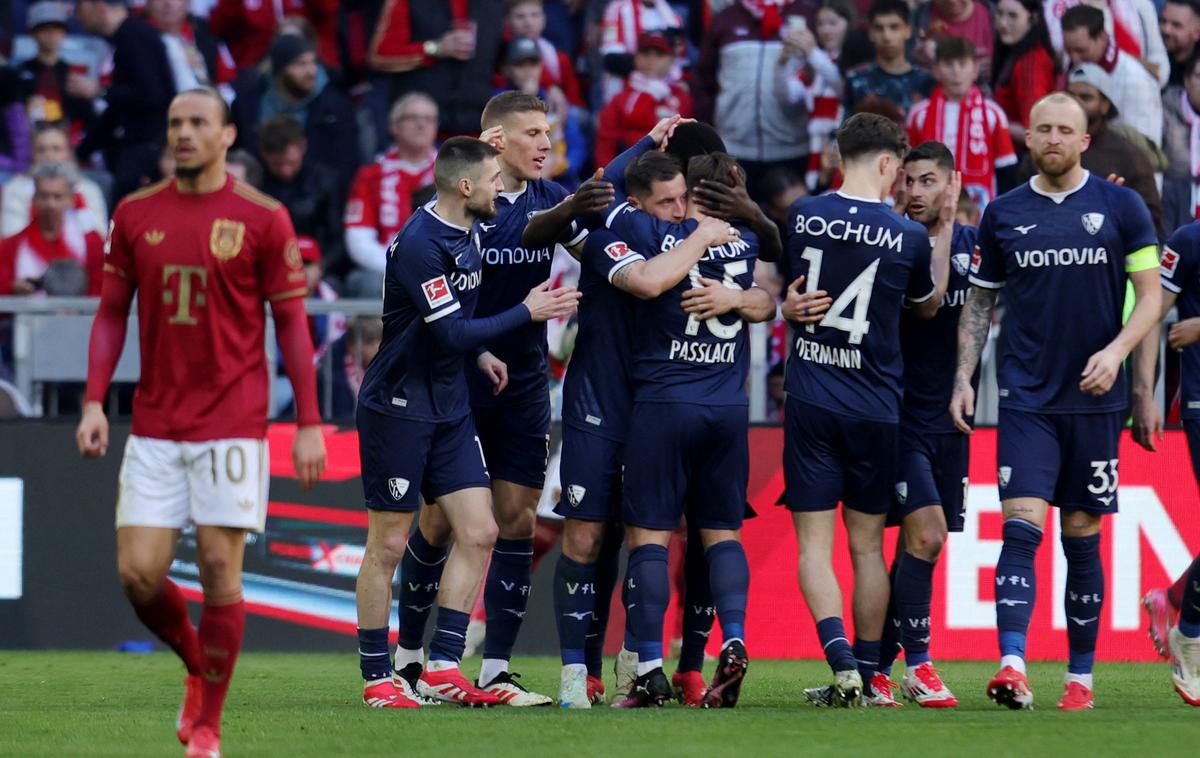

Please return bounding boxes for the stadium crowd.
[2,0,1199,415]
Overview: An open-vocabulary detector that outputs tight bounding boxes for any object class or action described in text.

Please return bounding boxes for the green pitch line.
[0,653,1197,757]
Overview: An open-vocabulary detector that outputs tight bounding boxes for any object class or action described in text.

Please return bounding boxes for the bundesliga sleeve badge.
[1161,248,1180,278]
[605,241,632,261]
[422,276,453,308]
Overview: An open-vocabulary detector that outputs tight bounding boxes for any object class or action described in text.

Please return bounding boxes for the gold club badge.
[284,238,303,270]
[143,229,165,245]
[210,218,246,261]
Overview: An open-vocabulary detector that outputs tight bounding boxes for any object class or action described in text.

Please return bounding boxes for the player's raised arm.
[521,168,614,251]
[609,215,738,299]
[691,169,783,263]
[919,170,962,316]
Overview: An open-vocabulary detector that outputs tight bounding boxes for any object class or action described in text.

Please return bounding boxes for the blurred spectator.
[0,162,102,296]
[955,187,981,225]
[760,166,810,231]
[15,2,95,143]
[2,121,107,237]
[497,37,585,181]
[225,147,263,187]
[912,0,996,80]
[257,114,346,280]
[333,314,383,417]
[343,92,438,295]
[1047,0,1169,88]
[74,0,175,199]
[844,0,935,120]
[907,36,1017,208]
[368,0,506,137]
[0,66,33,181]
[506,0,584,106]
[599,0,684,102]
[1162,0,1200,87]
[992,0,1058,144]
[1062,4,1163,147]
[694,0,818,197]
[231,33,358,185]
[777,0,853,190]
[1162,54,1200,231]
[145,0,237,92]
[596,31,691,166]
[1062,63,1163,230]
[209,0,339,70]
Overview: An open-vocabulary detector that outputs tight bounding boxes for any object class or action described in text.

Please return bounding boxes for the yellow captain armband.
[1124,245,1159,273]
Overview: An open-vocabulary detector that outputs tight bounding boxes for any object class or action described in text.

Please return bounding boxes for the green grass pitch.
[2,653,1199,756]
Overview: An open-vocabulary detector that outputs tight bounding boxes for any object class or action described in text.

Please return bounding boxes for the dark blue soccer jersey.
[465,178,586,407]
[1162,221,1200,420]
[560,229,643,441]
[784,192,935,422]
[900,223,979,433]
[359,204,488,422]
[970,172,1158,414]
[605,202,760,406]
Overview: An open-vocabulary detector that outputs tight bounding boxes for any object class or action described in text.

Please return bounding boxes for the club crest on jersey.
[1081,213,1105,235]
[284,239,303,270]
[999,466,1012,489]
[422,275,453,308]
[388,477,410,501]
[210,219,246,261]
[1162,248,1180,277]
[970,246,982,273]
[895,481,908,506]
[951,252,970,276]
[605,241,632,261]
[567,485,586,508]
[144,229,165,245]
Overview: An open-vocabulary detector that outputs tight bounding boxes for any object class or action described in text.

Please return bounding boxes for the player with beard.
[353,137,580,708]
[872,141,969,707]
[951,92,1160,710]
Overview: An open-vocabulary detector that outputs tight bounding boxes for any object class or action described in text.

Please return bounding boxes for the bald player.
[950,92,1161,711]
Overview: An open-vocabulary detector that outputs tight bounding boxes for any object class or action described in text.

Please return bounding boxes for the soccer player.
[608,150,777,709]
[388,92,609,707]
[784,113,951,709]
[353,137,580,708]
[950,92,1161,710]
[1164,552,1200,704]
[75,88,328,758]
[876,141,968,707]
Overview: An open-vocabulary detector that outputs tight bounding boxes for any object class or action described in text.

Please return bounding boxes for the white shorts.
[116,435,269,532]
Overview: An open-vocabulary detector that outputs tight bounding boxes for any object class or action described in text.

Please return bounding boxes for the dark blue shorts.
[473,397,551,489]
[887,429,969,532]
[784,397,898,514]
[1184,420,1200,485]
[356,405,490,511]
[555,425,624,522]
[622,402,748,531]
[996,408,1123,514]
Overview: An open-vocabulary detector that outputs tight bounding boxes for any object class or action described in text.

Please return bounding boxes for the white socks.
[637,658,663,676]
[1000,654,1027,674]
[479,658,509,687]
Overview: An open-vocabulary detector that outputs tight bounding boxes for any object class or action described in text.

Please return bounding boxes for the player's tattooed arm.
[948,285,998,434]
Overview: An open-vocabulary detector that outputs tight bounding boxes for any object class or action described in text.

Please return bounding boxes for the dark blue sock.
[895,551,935,667]
[705,540,748,644]
[357,626,391,681]
[397,527,447,652]
[1062,532,1104,675]
[995,518,1042,659]
[554,554,598,667]
[627,544,669,666]
[878,555,902,676]
[854,638,881,688]
[678,532,714,673]
[816,616,857,674]
[1181,555,1200,637]
[586,523,624,677]
[621,563,636,651]
[482,537,534,662]
[428,607,469,663]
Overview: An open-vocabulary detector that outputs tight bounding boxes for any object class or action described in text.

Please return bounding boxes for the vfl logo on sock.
[567,485,586,508]
[566,582,595,595]
[998,466,1012,489]
[388,477,410,501]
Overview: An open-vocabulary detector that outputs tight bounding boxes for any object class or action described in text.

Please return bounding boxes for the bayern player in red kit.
[76,88,327,758]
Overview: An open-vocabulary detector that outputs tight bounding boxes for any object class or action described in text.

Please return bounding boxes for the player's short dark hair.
[624,152,684,200]
[480,91,548,129]
[258,114,306,155]
[434,137,500,193]
[1061,4,1105,37]
[935,35,976,63]
[868,0,910,24]
[836,112,908,162]
[904,141,955,173]
[226,148,263,188]
[174,87,232,125]
[685,152,746,192]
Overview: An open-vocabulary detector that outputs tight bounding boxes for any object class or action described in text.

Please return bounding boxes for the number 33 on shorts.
[1087,458,1118,504]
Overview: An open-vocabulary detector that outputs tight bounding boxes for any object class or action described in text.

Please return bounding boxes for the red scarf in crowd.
[741,0,785,38]
[917,85,991,184]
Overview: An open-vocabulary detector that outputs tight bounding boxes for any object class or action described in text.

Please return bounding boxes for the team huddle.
[73,85,1200,757]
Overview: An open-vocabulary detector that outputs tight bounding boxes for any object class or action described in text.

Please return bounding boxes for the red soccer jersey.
[343,146,436,245]
[102,177,308,441]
